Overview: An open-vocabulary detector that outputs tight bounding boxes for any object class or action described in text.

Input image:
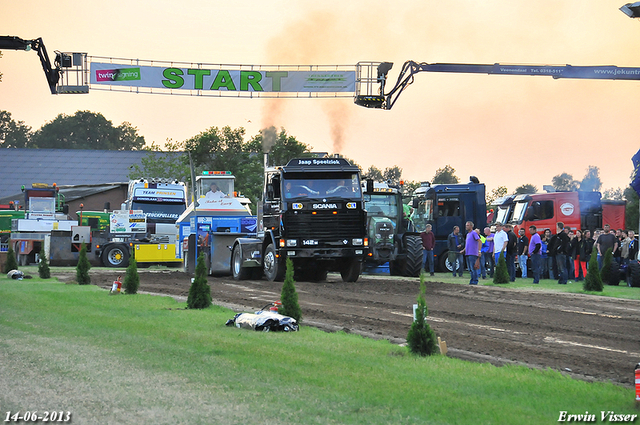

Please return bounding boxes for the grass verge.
[422,272,640,300]
[0,277,637,424]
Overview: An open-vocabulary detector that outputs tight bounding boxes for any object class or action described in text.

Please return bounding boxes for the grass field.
[1,275,637,424]
[422,273,640,300]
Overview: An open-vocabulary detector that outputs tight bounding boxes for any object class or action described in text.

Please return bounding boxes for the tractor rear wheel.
[627,261,640,287]
[403,235,423,277]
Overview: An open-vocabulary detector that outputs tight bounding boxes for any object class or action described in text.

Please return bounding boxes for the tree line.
[0,110,145,150]
[2,109,637,227]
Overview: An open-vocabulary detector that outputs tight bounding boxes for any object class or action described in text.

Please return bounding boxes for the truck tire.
[231,245,251,280]
[438,250,454,273]
[627,261,640,287]
[102,244,129,268]
[403,235,423,277]
[263,243,285,282]
[340,258,361,282]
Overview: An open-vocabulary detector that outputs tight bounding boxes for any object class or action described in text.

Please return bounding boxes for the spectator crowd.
[420,221,638,285]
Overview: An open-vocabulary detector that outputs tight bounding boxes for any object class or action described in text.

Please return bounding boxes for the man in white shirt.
[493,222,509,264]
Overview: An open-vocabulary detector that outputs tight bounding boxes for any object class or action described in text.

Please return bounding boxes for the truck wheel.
[438,251,451,272]
[102,245,129,268]
[628,261,640,287]
[340,259,361,282]
[403,235,423,277]
[263,244,285,282]
[231,245,250,280]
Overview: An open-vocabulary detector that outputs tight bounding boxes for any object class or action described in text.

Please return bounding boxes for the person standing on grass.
[493,222,509,266]
[571,230,585,282]
[595,224,617,270]
[517,228,529,278]
[505,224,518,282]
[554,222,570,285]
[447,225,464,277]
[481,226,495,279]
[579,230,593,280]
[628,229,638,262]
[464,221,481,285]
[528,226,542,284]
[420,224,435,276]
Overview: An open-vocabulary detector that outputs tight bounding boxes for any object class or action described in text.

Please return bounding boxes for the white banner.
[90,62,355,93]
[110,210,147,233]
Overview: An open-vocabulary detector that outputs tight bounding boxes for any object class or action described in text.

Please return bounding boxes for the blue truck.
[410,179,487,272]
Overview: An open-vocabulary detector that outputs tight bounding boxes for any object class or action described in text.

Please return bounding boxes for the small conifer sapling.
[279,258,302,322]
[4,242,18,273]
[407,272,438,356]
[124,258,140,294]
[38,246,51,279]
[187,253,212,309]
[493,252,509,284]
[76,242,91,285]
[584,248,603,292]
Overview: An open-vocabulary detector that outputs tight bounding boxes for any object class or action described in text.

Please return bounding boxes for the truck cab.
[411,180,487,271]
[232,157,367,282]
[362,181,422,276]
[508,191,624,238]
[176,171,256,275]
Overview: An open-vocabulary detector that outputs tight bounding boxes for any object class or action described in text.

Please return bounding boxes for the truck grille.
[284,211,364,240]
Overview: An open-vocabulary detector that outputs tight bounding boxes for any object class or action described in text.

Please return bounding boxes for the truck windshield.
[131,201,187,223]
[494,205,512,225]
[411,198,433,232]
[283,175,361,200]
[511,201,528,223]
[364,193,398,223]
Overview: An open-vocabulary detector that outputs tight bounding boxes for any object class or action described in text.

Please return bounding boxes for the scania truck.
[230,157,367,282]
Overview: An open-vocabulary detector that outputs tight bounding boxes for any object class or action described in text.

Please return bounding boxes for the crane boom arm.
[0,35,60,94]
[366,60,640,110]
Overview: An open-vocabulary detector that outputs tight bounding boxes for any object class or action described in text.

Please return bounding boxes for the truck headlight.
[352,238,363,246]
[286,239,297,247]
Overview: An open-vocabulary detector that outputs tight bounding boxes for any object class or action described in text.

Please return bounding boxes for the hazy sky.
[2,1,640,194]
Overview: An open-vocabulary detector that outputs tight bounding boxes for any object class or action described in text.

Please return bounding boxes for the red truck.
[494,191,626,238]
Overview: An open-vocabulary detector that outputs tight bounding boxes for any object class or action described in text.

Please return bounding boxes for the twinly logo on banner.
[110,210,147,233]
[90,62,356,93]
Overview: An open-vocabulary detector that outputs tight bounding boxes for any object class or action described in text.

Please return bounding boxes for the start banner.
[90,62,356,93]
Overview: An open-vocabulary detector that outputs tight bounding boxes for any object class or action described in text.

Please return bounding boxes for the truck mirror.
[266,183,274,200]
[366,179,374,193]
[62,204,69,215]
[526,206,535,221]
[412,198,419,209]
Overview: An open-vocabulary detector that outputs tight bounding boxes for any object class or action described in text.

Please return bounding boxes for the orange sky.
[2,1,640,194]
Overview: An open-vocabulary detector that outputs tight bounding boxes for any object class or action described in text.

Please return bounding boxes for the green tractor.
[362,180,423,276]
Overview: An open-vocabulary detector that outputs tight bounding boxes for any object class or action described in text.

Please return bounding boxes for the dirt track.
[62,269,640,388]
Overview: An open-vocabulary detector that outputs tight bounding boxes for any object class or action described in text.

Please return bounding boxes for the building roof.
[0,148,183,199]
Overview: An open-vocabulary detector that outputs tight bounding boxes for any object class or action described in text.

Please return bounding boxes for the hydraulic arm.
[356,60,640,110]
[0,35,61,94]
